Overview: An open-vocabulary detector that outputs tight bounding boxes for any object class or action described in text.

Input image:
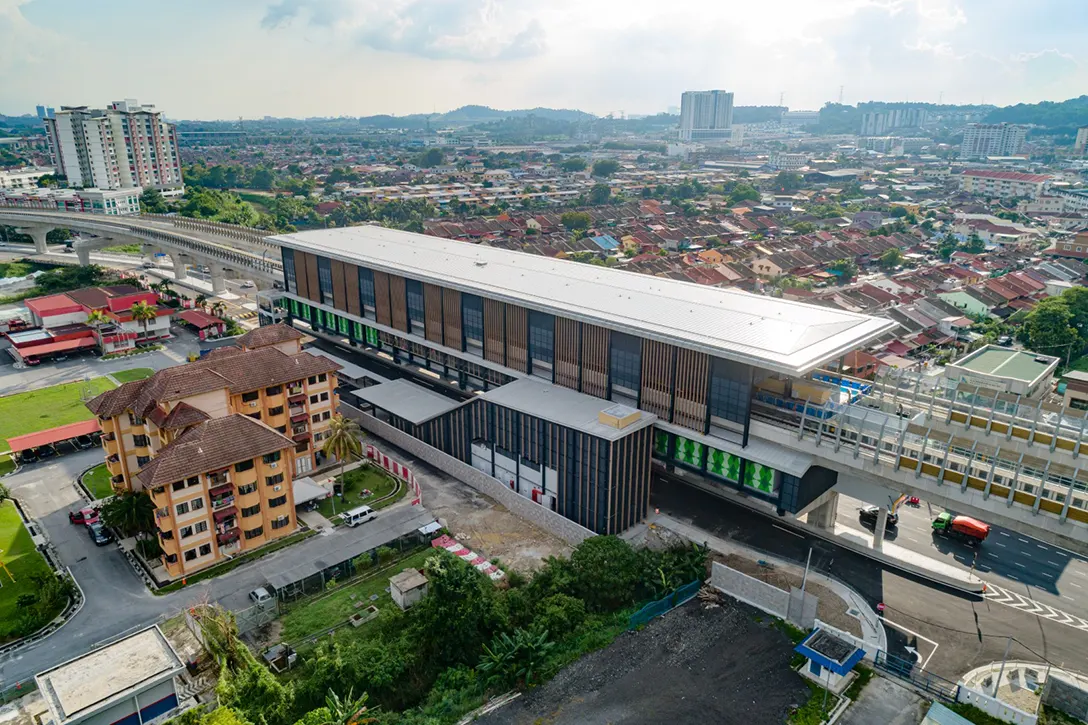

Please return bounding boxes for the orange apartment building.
[86,324,341,578]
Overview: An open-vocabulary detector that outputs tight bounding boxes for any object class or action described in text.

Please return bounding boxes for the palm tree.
[100,491,156,538]
[86,309,112,351]
[322,688,371,725]
[194,294,208,311]
[129,300,157,342]
[210,300,227,318]
[322,414,361,515]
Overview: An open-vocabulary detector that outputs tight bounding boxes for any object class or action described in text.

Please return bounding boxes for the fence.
[955,687,1038,725]
[709,561,818,629]
[365,443,422,505]
[874,650,960,703]
[628,579,702,630]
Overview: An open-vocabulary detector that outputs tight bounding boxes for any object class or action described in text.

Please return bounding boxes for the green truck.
[932,513,990,545]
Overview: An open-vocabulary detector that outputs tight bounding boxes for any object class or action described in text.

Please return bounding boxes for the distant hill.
[984,95,1088,137]
[357,105,595,129]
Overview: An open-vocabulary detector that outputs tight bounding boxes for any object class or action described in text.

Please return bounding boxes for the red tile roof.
[962,170,1051,183]
[7,419,101,453]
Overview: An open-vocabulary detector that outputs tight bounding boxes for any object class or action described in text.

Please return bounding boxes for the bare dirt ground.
[362,433,572,573]
[476,598,811,725]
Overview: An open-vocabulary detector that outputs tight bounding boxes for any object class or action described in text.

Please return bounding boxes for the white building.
[0,167,55,189]
[0,187,141,215]
[959,123,1026,159]
[768,152,808,171]
[1075,126,1088,156]
[35,626,185,725]
[679,90,734,141]
[959,169,1051,199]
[780,110,820,128]
[43,99,183,193]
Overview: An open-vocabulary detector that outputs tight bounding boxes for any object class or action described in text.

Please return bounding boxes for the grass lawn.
[0,261,47,279]
[82,463,114,499]
[100,244,143,254]
[111,368,155,383]
[0,456,14,477]
[0,378,116,453]
[279,546,439,643]
[0,501,59,629]
[315,464,403,523]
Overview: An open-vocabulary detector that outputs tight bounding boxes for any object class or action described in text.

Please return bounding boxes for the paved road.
[651,474,1088,680]
[837,493,1088,620]
[0,449,420,688]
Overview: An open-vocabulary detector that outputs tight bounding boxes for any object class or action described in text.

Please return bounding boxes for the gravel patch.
[476,598,811,725]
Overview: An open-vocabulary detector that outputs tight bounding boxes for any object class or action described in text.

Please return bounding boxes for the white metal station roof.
[272,226,896,375]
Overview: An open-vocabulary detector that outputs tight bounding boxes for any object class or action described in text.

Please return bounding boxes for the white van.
[341,505,376,527]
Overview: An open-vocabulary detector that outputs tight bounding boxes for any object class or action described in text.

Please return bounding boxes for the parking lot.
[477,598,811,725]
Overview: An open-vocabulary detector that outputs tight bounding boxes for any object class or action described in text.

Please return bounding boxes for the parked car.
[240,280,255,289]
[19,449,38,464]
[249,586,275,608]
[997,335,1012,347]
[341,505,376,527]
[74,434,94,450]
[36,445,56,459]
[87,522,113,546]
[858,505,898,529]
[69,507,100,525]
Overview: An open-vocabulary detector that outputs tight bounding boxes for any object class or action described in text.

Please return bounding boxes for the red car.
[69,507,100,526]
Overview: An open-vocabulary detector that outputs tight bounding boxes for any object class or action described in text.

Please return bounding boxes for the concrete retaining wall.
[710,561,789,620]
[1044,673,1088,721]
[349,410,595,547]
[956,687,1037,725]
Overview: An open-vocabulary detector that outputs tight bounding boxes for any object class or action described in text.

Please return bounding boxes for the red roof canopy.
[177,309,224,329]
[10,337,96,360]
[7,418,100,453]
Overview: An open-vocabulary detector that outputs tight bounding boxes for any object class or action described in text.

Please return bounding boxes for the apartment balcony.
[216,526,240,546]
[288,405,306,418]
[207,470,230,486]
[213,508,238,528]
[103,433,116,442]
[106,453,120,464]
[290,412,309,424]
[219,538,241,555]
[287,392,306,405]
[211,494,235,511]
[111,474,125,485]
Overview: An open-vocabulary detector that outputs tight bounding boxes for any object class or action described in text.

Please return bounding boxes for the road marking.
[1019,538,1029,543]
[1049,561,1062,567]
[881,618,940,670]
[772,524,804,539]
[996,542,1007,548]
[1038,544,1050,550]
[1015,562,1027,568]
[984,582,1088,634]
[1000,531,1010,537]
[1071,582,1083,589]
[1008,574,1019,581]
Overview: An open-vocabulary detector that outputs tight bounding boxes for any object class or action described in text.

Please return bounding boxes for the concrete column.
[807,491,839,531]
[172,255,188,281]
[18,226,50,254]
[76,247,91,266]
[210,263,227,295]
[873,507,889,552]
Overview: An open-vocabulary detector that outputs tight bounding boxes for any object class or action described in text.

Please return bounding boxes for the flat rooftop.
[481,377,657,440]
[353,378,464,424]
[36,627,184,725]
[952,346,1057,384]
[272,226,896,375]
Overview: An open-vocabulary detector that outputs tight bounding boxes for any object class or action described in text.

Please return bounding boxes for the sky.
[2,0,1087,120]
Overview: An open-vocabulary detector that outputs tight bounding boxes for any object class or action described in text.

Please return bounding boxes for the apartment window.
[321,392,329,402]
[165,553,178,564]
[318,373,327,383]
[235,459,254,473]
[244,526,264,540]
[263,451,282,464]
[266,473,284,486]
[198,543,212,557]
[406,279,425,337]
[180,525,194,539]
[358,267,376,320]
[194,521,208,534]
[241,503,261,517]
[322,411,331,421]
[269,495,288,508]
[176,501,190,516]
[269,405,284,416]
[308,376,317,385]
[241,390,260,403]
[462,293,484,356]
[237,482,257,495]
[312,414,321,423]
[609,332,641,407]
[276,425,287,434]
[528,310,555,380]
[133,434,150,447]
[310,394,320,404]
[184,548,198,562]
[190,497,204,511]
[266,385,282,395]
[271,515,291,530]
[187,476,199,487]
[247,412,262,421]
[128,414,145,426]
[317,256,334,306]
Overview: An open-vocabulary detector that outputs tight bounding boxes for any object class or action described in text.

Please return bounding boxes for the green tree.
[250,168,276,191]
[775,171,802,191]
[962,233,986,254]
[411,554,502,670]
[791,221,815,234]
[879,247,904,270]
[140,187,169,214]
[569,535,641,612]
[1022,297,1079,358]
[129,300,158,341]
[829,258,858,283]
[591,159,620,177]
[560,157,587,172]
[938,233,959,261]
[727,184,760,205]
[588,183,611,205]
[413,148,445,168]
[100,491,156,536]
[560,211,592,231]
[321,414,361,510]
[478,628,555,690]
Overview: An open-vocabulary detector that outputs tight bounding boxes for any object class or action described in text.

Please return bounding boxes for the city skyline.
[2,0,1087,119]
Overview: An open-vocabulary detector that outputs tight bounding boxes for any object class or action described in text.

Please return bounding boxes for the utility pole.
[993,636,1012,697]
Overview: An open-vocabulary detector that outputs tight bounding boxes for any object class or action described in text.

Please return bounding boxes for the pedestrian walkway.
[833,522,983,587]
[650,512,888,656]
[297,509,334,530]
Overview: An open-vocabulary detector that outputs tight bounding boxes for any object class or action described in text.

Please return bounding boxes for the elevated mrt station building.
[269,225,896,535]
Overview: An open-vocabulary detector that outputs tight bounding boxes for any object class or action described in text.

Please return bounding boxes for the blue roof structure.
[922,703,974,725]
[590,234,619,251]
[794,629,865,676]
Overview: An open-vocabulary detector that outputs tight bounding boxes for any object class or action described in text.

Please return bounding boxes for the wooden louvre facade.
[281,250,759,443]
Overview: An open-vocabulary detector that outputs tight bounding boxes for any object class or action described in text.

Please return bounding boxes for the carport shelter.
[292,476,328,507]
[7,419,101,458]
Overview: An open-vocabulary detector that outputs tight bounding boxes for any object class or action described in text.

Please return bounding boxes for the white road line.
[996,542,1007,548]
[1000,531,1010,537]
[1008,574,1019,581]
[1038,544,1049,550]
[1071,582,1084,589]
[1015,562,1027,568]
[1019,538,1030,544]
[772,524,804,539]
[881,617,940,670]
[1049,561,1062,567]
